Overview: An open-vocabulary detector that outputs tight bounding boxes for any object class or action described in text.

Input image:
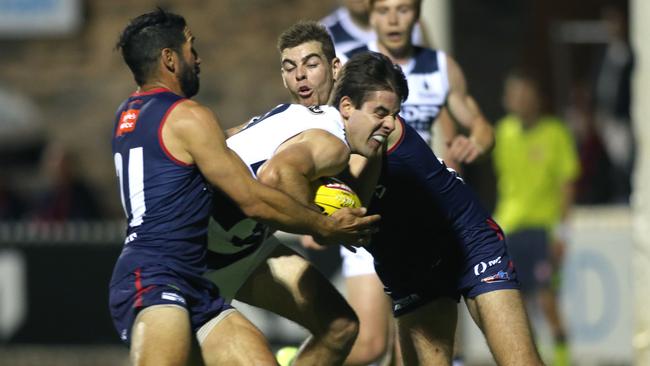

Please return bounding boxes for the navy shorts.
[374,218,520,317]
[504,228,552,294]
[109,264,232,345]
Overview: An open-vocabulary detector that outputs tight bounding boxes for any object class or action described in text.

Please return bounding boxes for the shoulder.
[411,47,444,74]
[168,100,217,126]
[343,44,370,61]
[539,116,573,136]
[165,99,223,140]
[443,53,465,78]
[495,115,521,135]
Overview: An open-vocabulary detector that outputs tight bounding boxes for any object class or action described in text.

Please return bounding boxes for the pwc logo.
[116,109,140,136]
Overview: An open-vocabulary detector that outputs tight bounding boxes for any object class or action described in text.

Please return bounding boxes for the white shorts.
[340,246,376,278]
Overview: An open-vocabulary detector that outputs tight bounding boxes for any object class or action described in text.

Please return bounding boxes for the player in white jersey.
[205,50,409,366]
[321,0,427,56]
[206,104,349,300]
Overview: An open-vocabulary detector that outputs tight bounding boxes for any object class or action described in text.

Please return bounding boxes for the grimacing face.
[342,90,400,158]
[281,41,339,106]
[370,0,418,57]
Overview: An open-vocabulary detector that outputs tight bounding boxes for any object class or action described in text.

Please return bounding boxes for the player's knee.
[352,332,389,363]
[324,313,360,350]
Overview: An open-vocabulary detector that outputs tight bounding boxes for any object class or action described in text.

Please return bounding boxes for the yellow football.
[314,177,362,216]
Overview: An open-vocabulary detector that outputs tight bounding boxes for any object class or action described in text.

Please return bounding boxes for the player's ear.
[331,57,342,80]
[161,48,176,72]
[339,96,353,119]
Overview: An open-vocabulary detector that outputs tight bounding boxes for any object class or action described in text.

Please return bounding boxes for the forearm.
[469,117,494,156]
[340,154,381,206]
[243,181,332,237]
[257,163,314,207]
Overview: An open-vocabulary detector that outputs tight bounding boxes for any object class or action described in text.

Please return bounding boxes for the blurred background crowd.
[0,0,634,221]
[0,0,645,365]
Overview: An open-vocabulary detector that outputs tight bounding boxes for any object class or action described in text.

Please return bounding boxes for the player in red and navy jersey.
[274,20,543,365]
[109,9,379,366]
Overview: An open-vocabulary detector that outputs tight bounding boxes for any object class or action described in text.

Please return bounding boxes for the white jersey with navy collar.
[321,6,425,57]
[227,104,348,176]
[205,103,348,300]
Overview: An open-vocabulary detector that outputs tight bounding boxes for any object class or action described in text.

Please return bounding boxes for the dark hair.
[330,52,409,109]
[505,68,552,113]
[277,20,336,63]
[116,8,187,86]
[369,0,422,18]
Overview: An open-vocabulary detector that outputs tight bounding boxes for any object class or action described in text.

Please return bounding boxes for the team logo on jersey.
[307,105,324,114]
[116,109,140,136]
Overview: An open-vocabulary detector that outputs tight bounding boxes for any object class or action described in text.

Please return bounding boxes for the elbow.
[257,163,281,189]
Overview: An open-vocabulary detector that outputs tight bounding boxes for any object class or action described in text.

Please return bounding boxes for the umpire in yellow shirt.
[493,69,580,366]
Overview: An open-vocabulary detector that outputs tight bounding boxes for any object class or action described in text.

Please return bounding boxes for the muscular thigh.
[236,243,355,331]
[130,305,192,366]
[199,310,276,366]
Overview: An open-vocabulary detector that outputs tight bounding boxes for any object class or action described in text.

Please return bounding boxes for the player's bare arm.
[163,101,379,245]
[445,54,494,164]
[224,119,251,138]
[257,128,350,205]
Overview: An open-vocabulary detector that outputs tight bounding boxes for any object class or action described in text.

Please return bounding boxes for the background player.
[321,0,428,56]
[110,9,379,366]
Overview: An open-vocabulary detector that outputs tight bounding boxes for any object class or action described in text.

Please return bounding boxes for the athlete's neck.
[348,11,370,30]
[139,80,183,96]
[378,43,414,65]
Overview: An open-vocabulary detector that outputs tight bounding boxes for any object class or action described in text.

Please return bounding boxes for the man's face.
[370,0,418,55]
[503,77,540,124]
[179,27,201,98]
[281,41,340,106]
[343,90,400,158]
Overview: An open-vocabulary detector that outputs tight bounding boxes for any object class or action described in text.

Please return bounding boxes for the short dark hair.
[369,0,422,18]
[277,21,336,63]
[330,52,409,108]
[116,8,187,86]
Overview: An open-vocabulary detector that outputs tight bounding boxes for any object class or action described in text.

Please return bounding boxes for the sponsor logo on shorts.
[473,256,502,276]
[120,329,128,341]
[161,292,186,304]
[480,270,510,283]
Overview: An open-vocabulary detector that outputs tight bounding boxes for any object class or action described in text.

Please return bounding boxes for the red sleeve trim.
[158,99,194,167]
